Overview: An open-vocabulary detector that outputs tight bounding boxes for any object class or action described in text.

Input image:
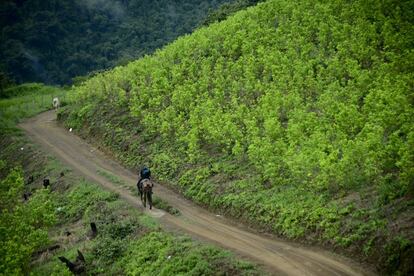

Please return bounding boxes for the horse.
[141,178,154,209]
[52,97,60,110]
[137,179,144,201]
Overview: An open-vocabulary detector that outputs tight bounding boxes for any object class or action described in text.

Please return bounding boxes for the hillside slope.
[62,0,414,274]
[0,85,263,275]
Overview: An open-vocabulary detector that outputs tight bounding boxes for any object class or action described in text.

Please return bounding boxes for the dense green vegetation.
[0,161,56,275]
[0,83,67,133]
[0,0,237,84]
[1,144,260,275]
[61,0,414,273]
[0,85,261,275]
[0,84,63,273]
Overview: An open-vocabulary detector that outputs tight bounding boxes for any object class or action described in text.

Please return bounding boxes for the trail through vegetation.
[21,110,372,275]
[62,0,414,274]
[0,85,263,275]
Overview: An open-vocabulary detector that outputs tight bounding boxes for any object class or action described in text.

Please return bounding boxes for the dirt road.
[20,111,375,275]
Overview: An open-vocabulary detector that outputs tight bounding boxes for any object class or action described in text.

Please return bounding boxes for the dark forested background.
[0,0,245,85]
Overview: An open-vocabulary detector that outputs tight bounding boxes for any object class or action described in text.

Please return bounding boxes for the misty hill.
[61,0,413,274]
[0,0,238,84]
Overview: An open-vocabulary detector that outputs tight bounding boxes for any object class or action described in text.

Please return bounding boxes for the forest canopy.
[0,0,238,84]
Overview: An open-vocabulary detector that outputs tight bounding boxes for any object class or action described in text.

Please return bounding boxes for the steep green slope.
[62,0,414,273]
[0,0,234,84]
[0,88,261,275]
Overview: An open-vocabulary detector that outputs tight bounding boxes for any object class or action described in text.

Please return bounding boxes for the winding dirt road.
[20,111,375,276]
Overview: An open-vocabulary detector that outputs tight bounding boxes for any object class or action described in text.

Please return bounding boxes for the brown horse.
[141,179,154,209]
[137,179,144,201]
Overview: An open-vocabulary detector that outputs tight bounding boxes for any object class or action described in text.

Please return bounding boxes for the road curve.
[20,111,375,276]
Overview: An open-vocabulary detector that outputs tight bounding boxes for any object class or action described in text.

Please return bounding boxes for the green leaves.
[0,166,24,210]
[62,181,118,221]
[0,165,56,275]
[0,83,67,133]
[121,233,259,276]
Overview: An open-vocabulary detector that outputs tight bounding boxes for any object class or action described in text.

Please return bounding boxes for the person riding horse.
[137,167,153,208]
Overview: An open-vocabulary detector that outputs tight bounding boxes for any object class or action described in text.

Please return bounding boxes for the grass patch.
[153,196,181,216]
[97,168,129,189]
[0,83,67,133]
[119,232,262,276]
[60,181,119,221]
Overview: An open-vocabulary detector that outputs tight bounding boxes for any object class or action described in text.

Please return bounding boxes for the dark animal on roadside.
[58,250,86,275]
[142,179,154,210]
[43,178,50,188]
[60,172,65,177]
